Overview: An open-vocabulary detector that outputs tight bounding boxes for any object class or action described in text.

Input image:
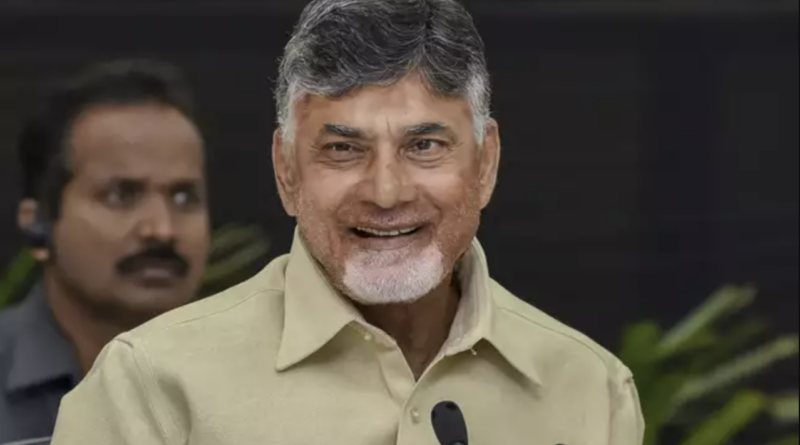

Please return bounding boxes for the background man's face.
[275,74,500,305]
[49,103,210,322]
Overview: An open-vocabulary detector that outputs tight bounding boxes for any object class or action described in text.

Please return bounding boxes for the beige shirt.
[51,233,644,445]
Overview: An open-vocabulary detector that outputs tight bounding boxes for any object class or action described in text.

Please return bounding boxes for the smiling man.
[50,1,644,444]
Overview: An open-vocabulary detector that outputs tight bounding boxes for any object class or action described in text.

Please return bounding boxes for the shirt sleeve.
[609,362,646,445]
[51,337,173,445]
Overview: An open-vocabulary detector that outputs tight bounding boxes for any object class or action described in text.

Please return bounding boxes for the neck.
[357,275,461,380]
[43,273,130,375]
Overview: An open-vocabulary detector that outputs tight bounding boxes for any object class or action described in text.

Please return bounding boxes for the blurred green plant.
[199,223,271,297]
[0,249,37,311]
[620,285,799,445]
[0,223,270,311]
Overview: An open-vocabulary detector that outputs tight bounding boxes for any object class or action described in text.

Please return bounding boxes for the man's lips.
[124,259,187,280]
[351,226,423,238]
[347,224,429,251]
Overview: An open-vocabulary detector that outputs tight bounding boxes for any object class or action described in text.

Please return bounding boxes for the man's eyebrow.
[96,176,147,185]
[317,122,455,141]
[168,178,204,187]
[91,176,203,187]
[403,122,452,137]
[320,124,367,139]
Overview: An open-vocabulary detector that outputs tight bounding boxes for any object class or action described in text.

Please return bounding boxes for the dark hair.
[276,0,490,142]
[17,59,198,219]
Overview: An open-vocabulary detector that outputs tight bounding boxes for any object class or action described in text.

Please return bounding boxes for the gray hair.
[276,0,491,144]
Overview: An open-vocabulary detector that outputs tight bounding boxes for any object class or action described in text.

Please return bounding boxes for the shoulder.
[0,304,22,376]
[75,255,293,438]
[0,305,22,425]
[489,280,632,381]
[118,254,290,350]
[0,302,22,342]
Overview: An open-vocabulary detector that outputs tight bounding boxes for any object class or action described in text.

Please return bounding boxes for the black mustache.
[117,243,189,277]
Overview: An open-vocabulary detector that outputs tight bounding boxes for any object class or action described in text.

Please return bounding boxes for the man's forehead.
[72,145,204,183]
[294,77,473,135]
[71,103,199,144]
[73,138,202,166]
[68,104,204,178]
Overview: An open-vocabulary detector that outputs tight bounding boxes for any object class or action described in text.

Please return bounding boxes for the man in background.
[0,59,211,444]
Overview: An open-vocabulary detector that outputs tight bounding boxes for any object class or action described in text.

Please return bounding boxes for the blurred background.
[0,0,797,444]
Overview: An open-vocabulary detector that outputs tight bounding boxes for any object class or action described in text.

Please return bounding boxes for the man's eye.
[105,185,140,207]
[325,142,356,152]
[172,189,201,208]
[321,142,365,162]
[409,139,448,156]
[414,140,437,151]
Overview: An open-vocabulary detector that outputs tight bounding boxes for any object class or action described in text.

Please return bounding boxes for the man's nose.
[137,197,177,241]
[361,152,417,209]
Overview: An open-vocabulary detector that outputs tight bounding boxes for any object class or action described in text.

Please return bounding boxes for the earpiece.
[21,204,52,250]
[22,220,52,250]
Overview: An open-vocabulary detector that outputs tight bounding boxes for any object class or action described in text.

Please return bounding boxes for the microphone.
[431,401,469,445]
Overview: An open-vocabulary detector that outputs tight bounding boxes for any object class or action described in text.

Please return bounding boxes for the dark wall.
[0,9,797,363]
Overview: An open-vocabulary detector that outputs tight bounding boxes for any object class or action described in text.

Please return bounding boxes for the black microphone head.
[431,401,469,445]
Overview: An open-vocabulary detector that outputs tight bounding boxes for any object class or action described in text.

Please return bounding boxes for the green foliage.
[199,223,271,297]
[0,223,270,311]
[620,286,799,445]
[0,249,37,311]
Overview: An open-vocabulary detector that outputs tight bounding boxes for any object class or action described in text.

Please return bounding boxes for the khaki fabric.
[52,232,644,445]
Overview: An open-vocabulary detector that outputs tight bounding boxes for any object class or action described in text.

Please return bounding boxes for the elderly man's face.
[274,74,500,305]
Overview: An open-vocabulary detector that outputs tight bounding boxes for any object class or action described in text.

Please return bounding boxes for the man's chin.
[341,247,445,306]
[116,285,193,314]
[344,283,429,307]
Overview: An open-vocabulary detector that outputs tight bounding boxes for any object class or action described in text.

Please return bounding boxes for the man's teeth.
[357,227,418,237]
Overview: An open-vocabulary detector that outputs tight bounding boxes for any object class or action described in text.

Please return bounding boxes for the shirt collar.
[275,229,542,386]
[4,285,82,394]
[454,240,544,387]
[275,231,362,371]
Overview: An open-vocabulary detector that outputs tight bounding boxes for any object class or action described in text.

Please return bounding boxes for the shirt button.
[363,332,374,342]
[410,407,422,424]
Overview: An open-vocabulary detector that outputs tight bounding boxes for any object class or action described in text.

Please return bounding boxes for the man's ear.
[272,129,300,216]
[18,199,37,229]
[18,199,50,261]
[478,118,501,209]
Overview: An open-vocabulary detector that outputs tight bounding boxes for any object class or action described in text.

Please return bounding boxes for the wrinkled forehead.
[68,104,205,183]
[292,76,475,141]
